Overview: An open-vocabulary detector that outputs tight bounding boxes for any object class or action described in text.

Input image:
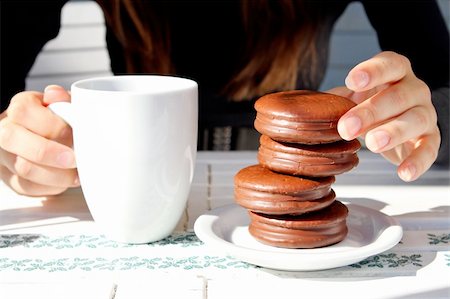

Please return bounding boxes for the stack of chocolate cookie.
[234,90,361,248]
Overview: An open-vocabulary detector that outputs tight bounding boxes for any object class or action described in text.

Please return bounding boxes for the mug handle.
[48,102,74,126]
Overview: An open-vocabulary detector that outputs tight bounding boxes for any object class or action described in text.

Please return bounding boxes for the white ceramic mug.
[50,75,198,243]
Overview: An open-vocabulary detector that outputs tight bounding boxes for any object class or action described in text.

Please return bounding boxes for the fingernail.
[44,85,63,93]
[341,116,361,139]
[56,151,75,168]
[399,164,416,182]
[346,71,369,90]
[367,131,390,152]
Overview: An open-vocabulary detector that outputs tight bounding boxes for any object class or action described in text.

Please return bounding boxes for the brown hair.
[98,0,323,101]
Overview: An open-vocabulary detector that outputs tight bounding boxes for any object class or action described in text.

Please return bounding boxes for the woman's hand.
[330,51,440,182]
[0,85,79,196]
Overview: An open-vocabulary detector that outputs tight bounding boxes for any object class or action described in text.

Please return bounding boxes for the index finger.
[0,121,76,169]
[7,91,70,141]
[345,51,412,92]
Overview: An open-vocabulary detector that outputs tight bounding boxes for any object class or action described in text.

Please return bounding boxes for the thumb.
[42,85,71,106]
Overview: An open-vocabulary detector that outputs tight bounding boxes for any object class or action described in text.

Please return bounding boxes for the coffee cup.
[49,75,198,243]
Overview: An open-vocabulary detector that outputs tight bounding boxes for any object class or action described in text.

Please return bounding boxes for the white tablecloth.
[1,151,449,298]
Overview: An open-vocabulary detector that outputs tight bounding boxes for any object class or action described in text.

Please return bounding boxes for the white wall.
[26,1,111,91]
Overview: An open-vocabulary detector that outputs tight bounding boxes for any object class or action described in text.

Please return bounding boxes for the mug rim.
[71,75,198,95]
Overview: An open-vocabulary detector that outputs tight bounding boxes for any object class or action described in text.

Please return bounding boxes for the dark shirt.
[1,0,449,164]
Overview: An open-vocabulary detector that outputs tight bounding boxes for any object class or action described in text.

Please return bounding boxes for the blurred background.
[24,0,450,150]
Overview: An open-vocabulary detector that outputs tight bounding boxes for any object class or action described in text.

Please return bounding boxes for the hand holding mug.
[1,75,198,244]
[0,86,78,196]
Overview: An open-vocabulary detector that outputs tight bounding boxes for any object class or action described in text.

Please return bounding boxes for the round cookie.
[234,164,335,215]
[258,135,361,177]
[248,200,348,248]
[254,90,356,144]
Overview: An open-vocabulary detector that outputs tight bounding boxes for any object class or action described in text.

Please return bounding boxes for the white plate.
[194,203,403,271]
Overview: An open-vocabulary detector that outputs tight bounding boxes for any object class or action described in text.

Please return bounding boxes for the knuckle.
[372,59,386,78]
[7,99,28,122]
[426,106,438,131]
[429,108,438,129]
[381,51,411,74]
[383,50,399,58]
[0,121,13,148]
[389,86,408,108]
[34,142,48,164]
[387,51,410,70]
[418,80,432,102]
[10,91,40,106]
[8,92,43,124]
[430,128,441,152]
[434,126,441,140]
[362,102,379,124]
[9,92,27,105]
[415,105,437,134]
[398,54,411,72]
[15,157,32,177]
[412,107,428,128]
[389,124,403,141]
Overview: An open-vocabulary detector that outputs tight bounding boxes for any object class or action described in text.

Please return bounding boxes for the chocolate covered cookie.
[258,135,361,177]
[248,200,348,248]
[233,89,359,249]
[234,164,335,215]
[254,90,356,144]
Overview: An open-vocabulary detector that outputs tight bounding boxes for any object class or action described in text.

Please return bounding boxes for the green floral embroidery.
[0,232,203,249]
[153,233,202,247]
[0,256,254,272]
[0,232,258,271]
[0,235,40,248]
[445,254,450,266]
[349,253,422,269]
[427,233,450,245]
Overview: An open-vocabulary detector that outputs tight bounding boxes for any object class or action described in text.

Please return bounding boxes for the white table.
[1,151,449,299]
